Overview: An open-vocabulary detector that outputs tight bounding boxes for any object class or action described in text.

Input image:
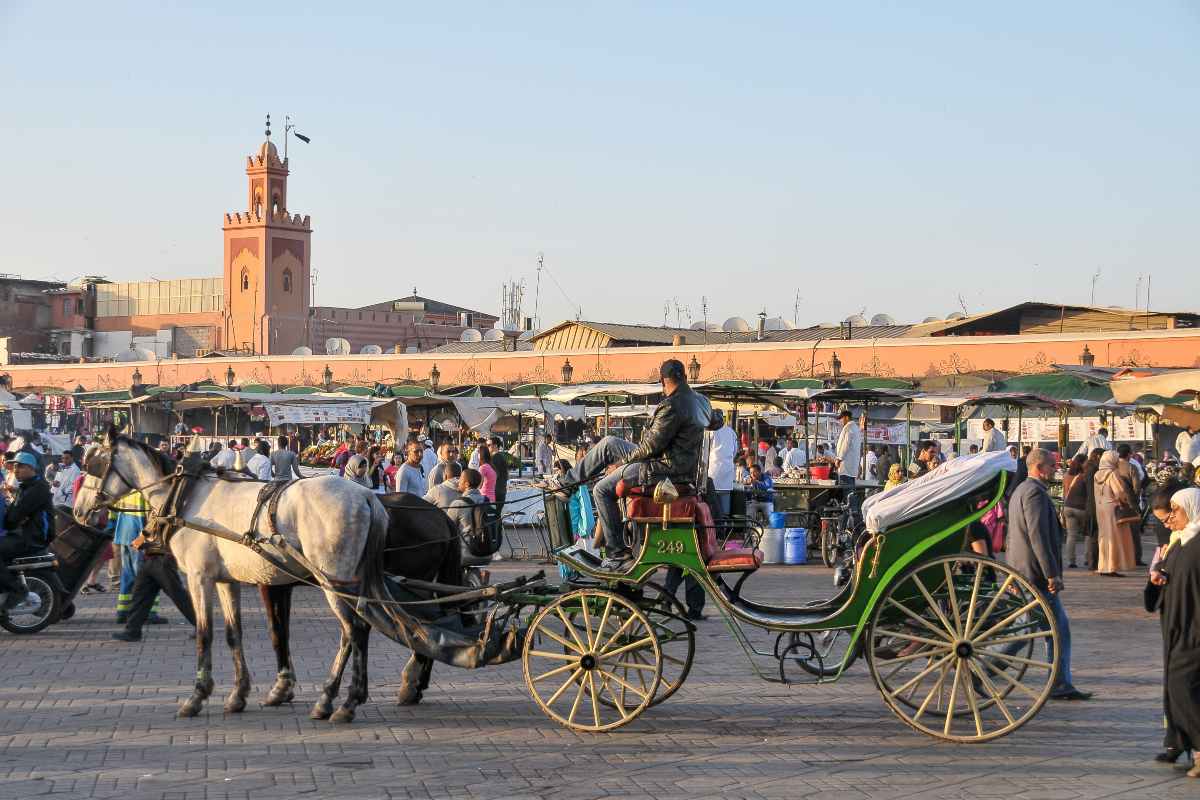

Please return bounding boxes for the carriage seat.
[616,478,699,522]
[694,502,763,573]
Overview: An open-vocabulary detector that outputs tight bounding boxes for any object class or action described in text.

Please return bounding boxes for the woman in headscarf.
[342,453,372,488]
[883,462,904,492]
[1094,450,1137,576]
[1149,487,1200,775]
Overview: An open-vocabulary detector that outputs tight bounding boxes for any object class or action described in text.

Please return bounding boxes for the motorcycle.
[0,551,64,634]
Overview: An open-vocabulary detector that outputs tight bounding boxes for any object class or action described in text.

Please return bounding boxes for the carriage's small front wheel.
[523,589,662,732]
[866,554,1059,743]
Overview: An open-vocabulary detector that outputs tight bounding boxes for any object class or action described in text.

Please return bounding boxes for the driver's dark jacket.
[620,384,713,482]
[5,475,54,545]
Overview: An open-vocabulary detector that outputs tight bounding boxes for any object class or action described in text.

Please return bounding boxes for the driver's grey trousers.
[563,436,640,554]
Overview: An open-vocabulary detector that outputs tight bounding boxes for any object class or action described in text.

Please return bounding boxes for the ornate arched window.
[240,269,249,292]
[282,268,292,293]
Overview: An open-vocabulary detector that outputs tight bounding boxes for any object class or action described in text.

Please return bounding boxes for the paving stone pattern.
[0,562,1188,799]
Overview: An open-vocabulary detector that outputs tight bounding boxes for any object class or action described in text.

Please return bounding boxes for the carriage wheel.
[523,589,662,732]
[866,554,1058,743]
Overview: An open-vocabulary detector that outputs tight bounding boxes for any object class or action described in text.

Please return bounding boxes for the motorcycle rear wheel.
[0,574,59,635]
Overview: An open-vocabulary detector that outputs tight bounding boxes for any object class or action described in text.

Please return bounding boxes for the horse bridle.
[81,441,186,515]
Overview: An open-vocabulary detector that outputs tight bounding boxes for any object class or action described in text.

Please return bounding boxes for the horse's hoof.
[263,689,294,707]
[224,695,247,714]
[330,707,355,724]
[396,690,423,706]
[309,702,333,720]
[178,699,203,718]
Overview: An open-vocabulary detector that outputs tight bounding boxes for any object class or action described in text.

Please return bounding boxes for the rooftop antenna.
[793,290,802,326]
[662,300,671,327]
[702,296,709,345]
[1091,268,1102,305]
[956,294,968,316]
[1135,273,1143,312]
[533,252,544,331]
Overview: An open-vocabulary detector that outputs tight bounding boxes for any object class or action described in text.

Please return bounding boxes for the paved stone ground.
[0,560,1189,800]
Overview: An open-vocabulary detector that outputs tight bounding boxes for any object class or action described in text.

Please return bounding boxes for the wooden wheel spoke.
[962,563,985,634]
[567,674,588,725]
[547,668,584,705]
[587,672,601,728]
[595,597,614,649]
[944,563,963,633]
[662,653,687,667]
[976,654,1043,700]
[943,659,963,736]
[556,607,588,653]
[912,658,951,722]
[978,630,1053,649]
[958,659,984,737]
[599,635,656,662]
[875,644,950,668]
[580,597,596,650]
[886,650,956,701]
[596,669,630,719]
[977,649,1054,671]
[599,668,651,701]
[872,628,954,650]
[531,660,581,684]
[528,650,582,662]
[967,660,1015,725]
[596,613,638,654]
[972,599,1044,645]
[964,574,1016,639]
[885,597,955,641]
[911,573,959,639]
[539,626,583,654]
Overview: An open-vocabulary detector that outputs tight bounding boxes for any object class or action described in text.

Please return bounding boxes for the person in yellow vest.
[111,490,164,625]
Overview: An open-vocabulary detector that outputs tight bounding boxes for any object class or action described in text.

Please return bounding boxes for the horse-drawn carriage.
[74,435,1058,742]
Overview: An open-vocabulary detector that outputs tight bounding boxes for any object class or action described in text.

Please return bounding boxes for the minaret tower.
[221,114,312,354]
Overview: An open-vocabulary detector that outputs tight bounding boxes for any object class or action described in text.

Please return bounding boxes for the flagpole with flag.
[284,115,311,161]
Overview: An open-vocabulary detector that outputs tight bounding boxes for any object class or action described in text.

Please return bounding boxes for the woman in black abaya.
[1149,487,1200,775]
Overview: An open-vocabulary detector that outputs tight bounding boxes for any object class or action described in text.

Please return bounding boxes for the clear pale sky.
[1,2,1197,329]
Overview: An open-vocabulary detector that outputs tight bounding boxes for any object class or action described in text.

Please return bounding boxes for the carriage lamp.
[830,352,842,381]
[322,364,333,390]
[1079,344,1095,368]
[225,365,236,388]
[561,358,574,385]
[131,367,142,386]
[430,363,440,392]
[687,355,701,383]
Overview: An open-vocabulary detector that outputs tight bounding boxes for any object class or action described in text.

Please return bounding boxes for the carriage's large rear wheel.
[866,554,1058,743]
[523,589,662,732]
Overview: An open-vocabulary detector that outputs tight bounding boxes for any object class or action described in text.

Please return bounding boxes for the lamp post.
[1079,344,1095,368]
[322,364,333,390]
[429,363,440,393]
[830,352,841,382]
[131,367,142,386]
[687,355,701,383]
[225,365,236,388]
[561,358,574,385]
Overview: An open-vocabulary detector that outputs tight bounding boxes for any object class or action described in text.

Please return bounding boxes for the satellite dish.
[518,329,537,341]
[405,345,419,353]
[690,321,706,330]
[705,322,721,332]
[922,316,941,323]
[722,317,750,332]
[359,344,383,355]
[483,329,504,342]
[870,313,896,326]
[844,314,868,326]
[817,322,834,328]
[459,328,483,343]
[946,312,967,320]
[115,348,155,363]
[325,337,351,355]
[291,346,314,356]
[764,316,787,331]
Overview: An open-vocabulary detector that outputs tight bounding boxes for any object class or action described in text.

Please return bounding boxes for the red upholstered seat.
[616,479,696,499]
[627,495,700,521]
[694,501,762,573]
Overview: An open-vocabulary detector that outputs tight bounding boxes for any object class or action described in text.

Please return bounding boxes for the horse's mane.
[114,434,177,476]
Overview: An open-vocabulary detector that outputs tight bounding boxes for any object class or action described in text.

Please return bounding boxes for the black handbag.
[1144,579,1163,614]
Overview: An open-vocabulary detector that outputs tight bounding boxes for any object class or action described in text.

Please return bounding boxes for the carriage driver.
[0,452,55,613]
[542,359,713,571]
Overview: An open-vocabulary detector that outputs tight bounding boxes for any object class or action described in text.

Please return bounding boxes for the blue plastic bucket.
[784,528,808,565]
[768,511,788,530]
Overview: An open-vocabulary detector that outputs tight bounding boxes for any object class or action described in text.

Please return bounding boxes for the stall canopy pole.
[1016,406,1023,450]
[904,402,912,468]
[604,395,610,436]
[954,407,962,455]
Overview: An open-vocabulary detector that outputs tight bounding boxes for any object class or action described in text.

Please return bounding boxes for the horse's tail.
[355,495,393,625]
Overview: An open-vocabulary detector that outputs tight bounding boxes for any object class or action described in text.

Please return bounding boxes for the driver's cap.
[13,451,39,468]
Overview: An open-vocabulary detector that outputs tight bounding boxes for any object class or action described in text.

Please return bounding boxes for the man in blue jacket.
[0,452,55,612]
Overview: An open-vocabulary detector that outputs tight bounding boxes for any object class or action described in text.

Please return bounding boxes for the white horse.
[74,432,391,723]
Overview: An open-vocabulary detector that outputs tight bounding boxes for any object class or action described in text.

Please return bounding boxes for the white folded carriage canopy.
[860,450,1016,534]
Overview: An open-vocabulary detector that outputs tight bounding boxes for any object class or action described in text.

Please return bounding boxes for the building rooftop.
[357,294,497,319]
[430,340,534,354]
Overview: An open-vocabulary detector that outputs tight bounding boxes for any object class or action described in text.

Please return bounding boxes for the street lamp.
[225,365,236,388]
[1079,344,1095,368]
[687,355,701,383]
[322,364,333,390]
[131,367,142,386]
[830,352,842,381]
[430,363,440,392]
[561,358,574,385]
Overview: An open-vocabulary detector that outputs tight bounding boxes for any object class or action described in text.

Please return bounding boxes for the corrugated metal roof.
[534,320,914,347]
[429,340,534,354]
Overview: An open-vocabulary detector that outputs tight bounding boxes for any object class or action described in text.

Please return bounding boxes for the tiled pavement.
[0,561,1189,800]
